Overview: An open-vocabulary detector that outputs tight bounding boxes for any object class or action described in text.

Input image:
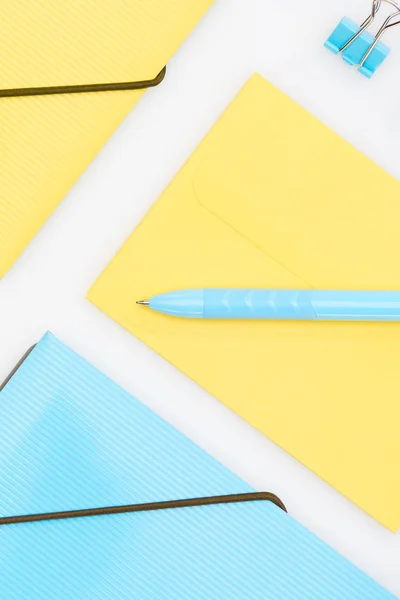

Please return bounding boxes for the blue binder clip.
[325,0,400,78]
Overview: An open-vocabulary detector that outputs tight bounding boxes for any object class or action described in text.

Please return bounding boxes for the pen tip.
[137,300,150,306]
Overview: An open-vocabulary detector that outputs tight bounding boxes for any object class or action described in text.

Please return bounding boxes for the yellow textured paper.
[0,0,214,277]
[89,74,400,532]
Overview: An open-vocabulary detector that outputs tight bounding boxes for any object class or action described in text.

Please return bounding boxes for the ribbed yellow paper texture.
[0,0,213,277]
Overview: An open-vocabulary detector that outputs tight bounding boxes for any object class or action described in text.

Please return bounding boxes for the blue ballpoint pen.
[137,289,400,321]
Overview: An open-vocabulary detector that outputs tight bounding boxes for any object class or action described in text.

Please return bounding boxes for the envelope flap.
[89,74,400,531]
[0,1,210,88]
[194,75,400,288]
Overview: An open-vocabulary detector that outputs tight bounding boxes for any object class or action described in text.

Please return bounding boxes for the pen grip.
[203,289,316,320]
[203,290,400,321]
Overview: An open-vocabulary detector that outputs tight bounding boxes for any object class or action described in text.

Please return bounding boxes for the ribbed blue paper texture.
[0,333,251,517]
[0,333,394,598]
[1,501,394,599]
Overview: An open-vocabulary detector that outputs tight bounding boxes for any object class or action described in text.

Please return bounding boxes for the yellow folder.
[0,0,213,278]
[89,74,400,532]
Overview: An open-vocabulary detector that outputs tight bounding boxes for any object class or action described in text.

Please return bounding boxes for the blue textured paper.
[0,333,251,518]
[1,501,394,599]
[0,334,394,599]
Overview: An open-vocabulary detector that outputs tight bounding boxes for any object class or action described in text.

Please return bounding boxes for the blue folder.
[0,333,394,598]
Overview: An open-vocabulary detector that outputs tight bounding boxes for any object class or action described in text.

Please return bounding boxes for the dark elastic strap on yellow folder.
[0,493,286,527]
[0,66,166,98]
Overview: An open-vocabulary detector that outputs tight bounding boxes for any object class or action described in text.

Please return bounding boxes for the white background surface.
[1,0,400,595]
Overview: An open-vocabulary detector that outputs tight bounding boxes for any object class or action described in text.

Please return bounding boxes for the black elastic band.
[0,66,166,98]
[0,345,36,392]
[0,492,286,527]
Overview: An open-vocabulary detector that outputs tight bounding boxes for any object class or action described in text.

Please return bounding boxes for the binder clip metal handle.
[325,0,400,78]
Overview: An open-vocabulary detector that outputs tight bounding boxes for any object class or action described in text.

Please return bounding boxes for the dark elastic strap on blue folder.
[0,345,36,392]
[0,493,286,527]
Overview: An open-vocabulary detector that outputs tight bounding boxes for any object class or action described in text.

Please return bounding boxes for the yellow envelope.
[89,74,400,532]
[0,0,213,278]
